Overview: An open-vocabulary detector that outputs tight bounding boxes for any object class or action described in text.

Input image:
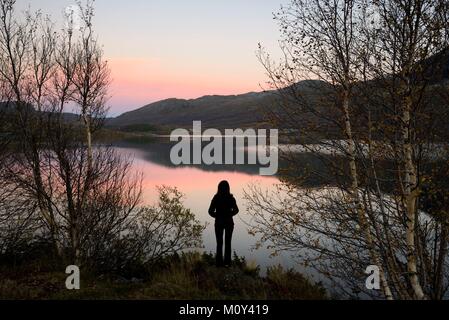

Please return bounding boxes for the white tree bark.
[401,94,425,300]
[342,92,393,300]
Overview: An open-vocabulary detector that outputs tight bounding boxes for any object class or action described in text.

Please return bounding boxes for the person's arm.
[208,197,217,218]
[231,197,239,216]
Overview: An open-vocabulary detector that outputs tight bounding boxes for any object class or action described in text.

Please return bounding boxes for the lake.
[112,138,308,276]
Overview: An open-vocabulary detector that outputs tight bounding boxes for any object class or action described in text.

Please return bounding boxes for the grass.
[0,252,327,300]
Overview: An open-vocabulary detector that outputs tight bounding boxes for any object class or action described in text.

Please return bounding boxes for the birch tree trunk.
[342,91,394,300]
[83,112,93,170]
[401,90,425,300]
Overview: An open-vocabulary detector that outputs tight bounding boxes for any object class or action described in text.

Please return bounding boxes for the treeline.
[0,0,204,275]
[247,0,449,300]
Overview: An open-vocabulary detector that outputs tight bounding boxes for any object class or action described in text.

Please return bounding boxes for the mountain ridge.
[107,89,280,129]
[106,80,332,130]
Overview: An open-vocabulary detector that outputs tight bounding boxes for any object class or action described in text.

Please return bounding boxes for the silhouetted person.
[208,180,239,267]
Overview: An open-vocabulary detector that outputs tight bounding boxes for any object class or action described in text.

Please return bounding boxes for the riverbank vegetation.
[0,0,324,301]
[0,252,326,300]
[247,0,449,300]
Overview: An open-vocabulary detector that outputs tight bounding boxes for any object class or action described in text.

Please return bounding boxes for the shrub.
[89,187,206,276]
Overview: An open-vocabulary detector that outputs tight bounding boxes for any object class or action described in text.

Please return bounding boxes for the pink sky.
[108,57,266,115]
[16,0,286,116]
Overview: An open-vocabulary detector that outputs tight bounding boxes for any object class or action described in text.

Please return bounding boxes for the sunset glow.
[16,0,285,115]
[108,57,266,115]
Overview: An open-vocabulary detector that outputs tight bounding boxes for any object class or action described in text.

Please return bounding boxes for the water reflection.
[112,139,302,275]
[113,139,268,176]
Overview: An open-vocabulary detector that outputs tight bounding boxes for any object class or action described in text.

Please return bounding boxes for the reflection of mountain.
[113,140,267,176]
[112,139,335,188]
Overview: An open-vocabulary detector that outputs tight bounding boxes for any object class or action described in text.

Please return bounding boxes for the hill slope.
[108,91,277,130]
[107,80,334,131]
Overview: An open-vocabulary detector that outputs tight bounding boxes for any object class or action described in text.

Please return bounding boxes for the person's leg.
[224,224,234,266]
[215,224,224,267]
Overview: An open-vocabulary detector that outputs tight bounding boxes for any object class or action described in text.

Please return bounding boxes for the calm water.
[112,139,307,276]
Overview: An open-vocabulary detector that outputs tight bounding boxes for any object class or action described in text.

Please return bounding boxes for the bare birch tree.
[0,1,205,271]
[70,0,110,170]
[248,0,449,299]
